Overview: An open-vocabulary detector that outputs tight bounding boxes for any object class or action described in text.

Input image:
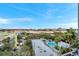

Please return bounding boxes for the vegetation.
[60,47,72,54]
[0,28,77,55]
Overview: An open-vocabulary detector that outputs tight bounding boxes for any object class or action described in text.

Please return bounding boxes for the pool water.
[47,41,57,47]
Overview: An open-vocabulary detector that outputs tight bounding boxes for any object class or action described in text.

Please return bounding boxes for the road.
[32,39,59,56]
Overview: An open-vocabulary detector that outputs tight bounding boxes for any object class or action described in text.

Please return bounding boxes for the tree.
[2,37,12,51]
[54,36,63,43]
[59,47,72,54]
[72,39,79,48]
[65,28,76,44]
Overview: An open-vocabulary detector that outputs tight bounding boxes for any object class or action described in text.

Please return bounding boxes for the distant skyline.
[0,3,78,29]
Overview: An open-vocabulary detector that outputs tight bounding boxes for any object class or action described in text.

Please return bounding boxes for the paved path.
[32,39,58,56]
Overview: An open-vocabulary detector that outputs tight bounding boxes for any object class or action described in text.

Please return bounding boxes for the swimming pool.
[47,41,57,47]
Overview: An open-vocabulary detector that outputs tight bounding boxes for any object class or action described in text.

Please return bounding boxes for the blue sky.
[0,3,78,29]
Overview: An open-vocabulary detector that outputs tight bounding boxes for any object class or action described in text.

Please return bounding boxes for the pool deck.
[32,39,59,56]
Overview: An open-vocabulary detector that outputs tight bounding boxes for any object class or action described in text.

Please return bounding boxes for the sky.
[0,3,78,29]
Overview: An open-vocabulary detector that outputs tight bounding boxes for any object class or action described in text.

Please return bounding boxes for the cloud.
[14,17,33,22]
[46,8,58,16]
[56,16,78,29]
[0,18,10,24]
[0,17,33,26]
[59,22,78,29]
